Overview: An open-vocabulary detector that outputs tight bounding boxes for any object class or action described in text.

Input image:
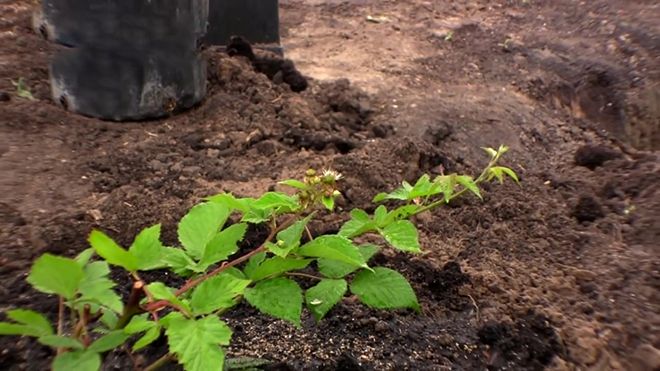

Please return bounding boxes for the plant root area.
[1,0,659,370]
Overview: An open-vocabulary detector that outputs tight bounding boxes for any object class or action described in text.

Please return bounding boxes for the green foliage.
[244,278,303,327]
[350,267,420,312]
[11,77,35,100]
[305,279,347,321]
[0,146,518,371]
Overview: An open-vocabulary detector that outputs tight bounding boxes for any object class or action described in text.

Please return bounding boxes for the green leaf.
[207,193,248,211]
[146,282,191,314]
[38,335,84,349]
[243,252,266,279]
[178,202,230,260]
[252,192,300,213]
[435,175,456,202]
[244,278,302,327]
[482,147,498,159]
[373,205,388,227]
[350,267,420,312]
[53,350,101,371]
[165,313,232,371]
[162,247,197,276]
[318,244,379,278]
[492,166,519,183]
[305,279,347,321]
[27,254,84,299]
[11,78,35,101]
[133,326,161,351]
[456,175,482,199]
[191,273,252,315]
[268,215,312,257]
[321,196,335,211]
[0,309,53,337]
[278,179,308,190]
[8,309,53,336]
[88,230,138,272]
[409,174,439,199]
[88,330,130,352]
[198,223,247,271]
[488,167,504,184]
[380,221,421,253]
[299,235,367,269]
[124,314,157,334]
[78,261,123,314]
[247,257,311,281]
[99,311,118,329]
[129,225,166,270]
[338,209,376,238]
[383,205,421,224]
[75,248,95,267]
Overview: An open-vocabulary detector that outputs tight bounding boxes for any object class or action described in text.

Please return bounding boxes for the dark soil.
[1,0,659,370]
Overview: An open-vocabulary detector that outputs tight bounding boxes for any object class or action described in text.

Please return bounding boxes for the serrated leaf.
[206,193,250,213]
[350,267,420,312]
[409,174,439,199]
[133,326,161,351]
[305,279,347,321]
[87,330,129,352]
[456,175,482,199]
[78,261,123,314]
[27,254,84,299]
[299,235,367,268]
[178,202,230,260]
[75,248,95,267]
[380,220,421,253]
[0,310,53,337]
[191,273,252,315]
[100,311,118,329]
[243,252,266,279]
[338,209,376,238]
[124,314,157,334]
[89,230,138,272]
[268,215,312,257]
[318,244,380,278]
[488,168,504,184]
[493,166,519,183]
[252,192,300,213]
[146,282,191,314]
[278,179,308,190]
[198,223,247,271]
[244,278,302,327]
[129,225,166,271]
[247,257,311,281]
[165,313,232,371]
[38,335,84,349]
[373,205,388,227]
[435,175,456,202]
[162,247,197,276]
[321,196,335,211]
[53,350,100,371]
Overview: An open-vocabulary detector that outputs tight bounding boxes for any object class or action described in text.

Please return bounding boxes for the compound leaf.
[244,278,302,327]
[165,313,232,371]
[0,309,53,337]
[27,254,84,300]
[305,279,347,321]
[198,223,247,271]
[78,261,123,314]
[191,273,252,315]
[350,267,420,312]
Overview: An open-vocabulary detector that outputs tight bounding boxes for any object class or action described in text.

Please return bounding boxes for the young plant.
[0,146,518,371]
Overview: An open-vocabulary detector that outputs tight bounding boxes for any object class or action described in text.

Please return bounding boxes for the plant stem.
[286,272,324,281]
[144,353,173,371]
[145,215,299,312]
[115,281,144,330]
[56,297,64,355]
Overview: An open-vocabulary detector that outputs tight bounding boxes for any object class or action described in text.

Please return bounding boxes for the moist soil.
[1,0,659,370]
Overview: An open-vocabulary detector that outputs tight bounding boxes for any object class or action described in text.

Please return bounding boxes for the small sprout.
[11,78,35,101]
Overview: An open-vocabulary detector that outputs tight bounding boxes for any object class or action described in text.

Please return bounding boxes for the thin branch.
[144,353,174,371]
[145,215,300,312]
[286,272,324,281]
